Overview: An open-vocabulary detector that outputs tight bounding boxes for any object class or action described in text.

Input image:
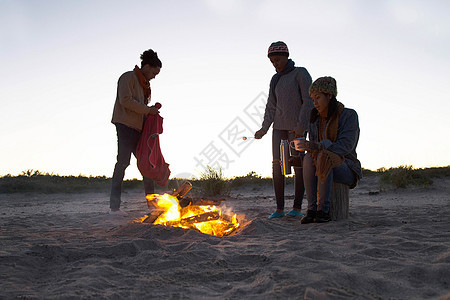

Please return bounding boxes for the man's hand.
[254,129,267,139]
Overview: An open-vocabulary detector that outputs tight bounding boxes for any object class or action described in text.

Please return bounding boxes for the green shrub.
[2,166,448,194]
[362,168,377,176]
[0,170,111,194]
[418,166,450,178]
[230,171,271,187]
[197,166,229,196]
[378,165,434,188]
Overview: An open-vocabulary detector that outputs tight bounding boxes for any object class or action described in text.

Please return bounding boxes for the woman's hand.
[297,140,323,152]
[147,106,160,115]
[296,139,309,152]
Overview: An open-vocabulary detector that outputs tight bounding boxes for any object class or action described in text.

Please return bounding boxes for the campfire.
[135,182,240,237]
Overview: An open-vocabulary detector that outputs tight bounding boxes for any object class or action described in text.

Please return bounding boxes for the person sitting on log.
[295,76,362,223]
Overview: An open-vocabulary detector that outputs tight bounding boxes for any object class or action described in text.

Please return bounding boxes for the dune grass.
[1,166,449,194]
[377,165,450,188]
[197,165,230,196]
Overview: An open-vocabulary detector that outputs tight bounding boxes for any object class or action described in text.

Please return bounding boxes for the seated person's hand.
[298,140,323,152]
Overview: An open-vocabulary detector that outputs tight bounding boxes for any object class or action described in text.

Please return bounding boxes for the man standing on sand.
[254,41,314,219]
[110,49,162,215]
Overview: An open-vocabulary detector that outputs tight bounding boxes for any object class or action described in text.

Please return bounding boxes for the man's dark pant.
[110,123,154,210]
[272,129,305,211]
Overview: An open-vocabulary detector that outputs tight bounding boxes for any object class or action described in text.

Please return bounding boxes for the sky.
[0,0,449,180]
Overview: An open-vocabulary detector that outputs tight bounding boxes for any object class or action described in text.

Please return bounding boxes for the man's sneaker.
[268,211,285,219]
[315,210,331,223]
[301,210,316,224]
[109,209,128,216]
[286,209,303,218]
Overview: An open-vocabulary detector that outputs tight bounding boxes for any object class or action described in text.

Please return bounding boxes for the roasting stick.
[242,136,255,141]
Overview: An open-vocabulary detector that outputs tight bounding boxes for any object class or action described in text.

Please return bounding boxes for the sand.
[1,176,449,299]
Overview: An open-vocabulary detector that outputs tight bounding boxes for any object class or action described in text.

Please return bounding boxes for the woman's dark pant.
[272,129,305,211]
[303,151,355,213]
[110,123,154,210]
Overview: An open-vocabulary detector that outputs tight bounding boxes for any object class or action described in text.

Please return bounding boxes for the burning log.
[143,181,193,223]
[147,181,192,210]
[142,210,165,224]
[183,198,224,206]
[171,181,192,199]
[165,211,220,227]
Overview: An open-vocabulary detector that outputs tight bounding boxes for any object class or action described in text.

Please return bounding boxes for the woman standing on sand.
[110,49,162,215]
[296,76,362,223]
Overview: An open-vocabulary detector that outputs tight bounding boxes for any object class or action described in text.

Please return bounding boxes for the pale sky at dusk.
[1,0,449,179]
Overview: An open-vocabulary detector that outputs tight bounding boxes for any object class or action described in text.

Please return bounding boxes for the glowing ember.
[135,193,240,237]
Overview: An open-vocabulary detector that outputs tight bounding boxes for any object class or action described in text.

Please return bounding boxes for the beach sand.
[1,176,449,299]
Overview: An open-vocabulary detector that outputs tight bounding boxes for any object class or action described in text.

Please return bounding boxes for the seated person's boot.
[315,210,331,223]
[301,210,316,224]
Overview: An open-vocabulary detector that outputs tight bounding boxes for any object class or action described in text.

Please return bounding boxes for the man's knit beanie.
[267,41,289,57]
[309,76,338,97]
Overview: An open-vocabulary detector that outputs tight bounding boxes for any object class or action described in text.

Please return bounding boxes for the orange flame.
[136,193,240,237]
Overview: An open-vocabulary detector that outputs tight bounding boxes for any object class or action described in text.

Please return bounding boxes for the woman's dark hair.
[140,49,162,68]
[310,95,338,123]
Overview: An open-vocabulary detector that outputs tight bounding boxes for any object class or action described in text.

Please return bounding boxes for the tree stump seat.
[329,182,350,221]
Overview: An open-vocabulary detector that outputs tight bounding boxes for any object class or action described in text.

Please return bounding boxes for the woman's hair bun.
[140,49,162,68]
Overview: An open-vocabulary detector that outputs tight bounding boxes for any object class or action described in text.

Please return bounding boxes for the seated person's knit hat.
[268,41,289,57]
[309,76,338,97]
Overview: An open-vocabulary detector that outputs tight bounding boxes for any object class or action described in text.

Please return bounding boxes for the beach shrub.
[2,166,448,194]
[419,166,450,178]
[378,165,433,188]
[0,170,139,194]
[230,171,271,187]
[362,168,377,176]
[198,166,229,196]
[122,178,144,190]
[0,171,110,193]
